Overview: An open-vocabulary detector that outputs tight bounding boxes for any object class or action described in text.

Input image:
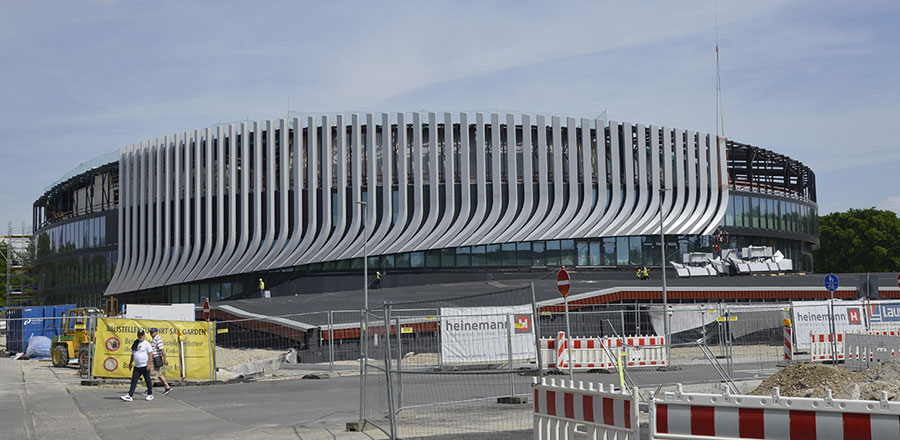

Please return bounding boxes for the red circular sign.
[103,357,119,372]
[897,273,900,289]
[557,268,570,297]
[105,337,120,352]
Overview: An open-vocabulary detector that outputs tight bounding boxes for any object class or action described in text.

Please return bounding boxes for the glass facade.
[719,192,818,236]
[34,212,117,308]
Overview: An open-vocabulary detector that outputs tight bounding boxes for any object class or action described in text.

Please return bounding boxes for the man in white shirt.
[121,329,154,401]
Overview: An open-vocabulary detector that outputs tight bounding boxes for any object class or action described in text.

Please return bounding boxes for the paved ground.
[0,357,387,440]
[1,354,776,440]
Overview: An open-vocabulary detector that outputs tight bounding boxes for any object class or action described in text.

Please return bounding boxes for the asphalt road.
[0,357,775,439]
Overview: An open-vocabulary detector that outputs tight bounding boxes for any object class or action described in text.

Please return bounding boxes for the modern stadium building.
[31,112,818,307]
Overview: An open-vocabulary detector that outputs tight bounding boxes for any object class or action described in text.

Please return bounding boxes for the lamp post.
[358,201,368,311]
[659,185,670,361]
[357,200,368,424]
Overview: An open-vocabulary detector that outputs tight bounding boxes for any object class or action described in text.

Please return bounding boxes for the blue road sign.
[824,273,839,291]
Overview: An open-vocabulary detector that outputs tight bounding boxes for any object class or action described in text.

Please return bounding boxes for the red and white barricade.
[784,326,794,361]
[534,377,639,440]
[557,333,618,370]
[810,332,845,361]
[609,335,668,368]
[541,332,667,371]
[539,337,557,369]
[652,384,900,440]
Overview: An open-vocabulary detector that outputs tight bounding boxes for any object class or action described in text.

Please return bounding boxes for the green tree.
[814,208,900,273]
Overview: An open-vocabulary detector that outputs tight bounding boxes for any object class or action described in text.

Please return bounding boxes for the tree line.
[814,208,900,273]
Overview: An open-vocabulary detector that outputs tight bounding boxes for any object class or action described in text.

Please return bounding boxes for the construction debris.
[751,359,900,400]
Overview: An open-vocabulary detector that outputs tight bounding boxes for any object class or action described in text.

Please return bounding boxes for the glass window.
[589,241,602,266]
[769,198,777,230]
[759,198,768,229]
[455,247,471,267]
[743,196,752,228]
[501,243,516,266]
[545,240,561,267]
[425,249,441,267]
[577,241,589,266]
[440,248,455,266]
[750,197,760,228]
[532,241,545,266]
[516,242,530,266]
[560,239,575,266]
[336,259,350,270]
[486,244,501,266]
[642,236,660,267]
[629,237,642,266]
[616,237,629,266]
[190,284,200,304]
[410,251,425,267]
[380,254,395,269]
[394,253,410,268]
[471,245,486,266]
[733,196,744,228]
[725,195,734,226]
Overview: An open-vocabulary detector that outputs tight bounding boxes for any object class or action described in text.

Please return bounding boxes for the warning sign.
[92,318,215,380]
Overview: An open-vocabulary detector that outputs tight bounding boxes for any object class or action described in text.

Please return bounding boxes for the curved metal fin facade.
[105,114,727,295]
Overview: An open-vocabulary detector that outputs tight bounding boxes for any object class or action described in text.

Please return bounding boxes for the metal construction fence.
[360,284,540,439]
[0,297,881,438]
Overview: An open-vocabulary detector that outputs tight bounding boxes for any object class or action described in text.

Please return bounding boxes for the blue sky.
[2,0,899,229]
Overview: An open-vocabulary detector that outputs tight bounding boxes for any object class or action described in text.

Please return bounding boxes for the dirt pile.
[751,359,900,401]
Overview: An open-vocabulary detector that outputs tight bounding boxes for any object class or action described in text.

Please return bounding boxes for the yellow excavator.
[51,308,103,368]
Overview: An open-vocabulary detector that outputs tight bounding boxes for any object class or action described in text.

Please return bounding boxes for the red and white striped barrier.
[541,332,667,371]
[784,326,793,361]
[810,333,845,361]
[539,336,557,369]
[651,384,900,440]
[533,377,639,440]
[608,335,668,368]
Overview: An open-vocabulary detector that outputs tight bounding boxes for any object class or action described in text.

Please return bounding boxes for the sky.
[1,0,899,230]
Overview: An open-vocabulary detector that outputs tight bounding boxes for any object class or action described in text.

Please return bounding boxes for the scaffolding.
[2,221,35,306]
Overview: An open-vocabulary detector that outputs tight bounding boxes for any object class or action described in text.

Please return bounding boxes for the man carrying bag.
[149,327,173,395]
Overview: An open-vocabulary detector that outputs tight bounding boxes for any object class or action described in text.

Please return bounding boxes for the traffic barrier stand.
[651,384,900,440]
[533,377,639,440]
[619,335,667,368]
[539,337,557,369]
[548,332,667,371]
[784,326,794,361]
[810,332,845,362]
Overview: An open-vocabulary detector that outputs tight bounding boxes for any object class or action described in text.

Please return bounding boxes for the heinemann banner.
[92,318,215,380]
[791,301,866,350]
[440,306,535,364]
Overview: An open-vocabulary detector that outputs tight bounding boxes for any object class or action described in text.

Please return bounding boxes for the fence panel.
[365,284,539,439]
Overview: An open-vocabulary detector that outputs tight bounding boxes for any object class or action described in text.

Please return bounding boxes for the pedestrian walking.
[149,327,173,395]
[121,329,153,401]
[259,278,265,298]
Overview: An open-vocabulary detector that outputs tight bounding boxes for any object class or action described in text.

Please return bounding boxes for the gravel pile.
[751,359,900,400]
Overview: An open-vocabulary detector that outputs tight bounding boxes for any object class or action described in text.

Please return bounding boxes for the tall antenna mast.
[716,1,725,139]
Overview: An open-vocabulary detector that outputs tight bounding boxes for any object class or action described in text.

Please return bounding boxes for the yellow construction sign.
[92,318,215,380]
